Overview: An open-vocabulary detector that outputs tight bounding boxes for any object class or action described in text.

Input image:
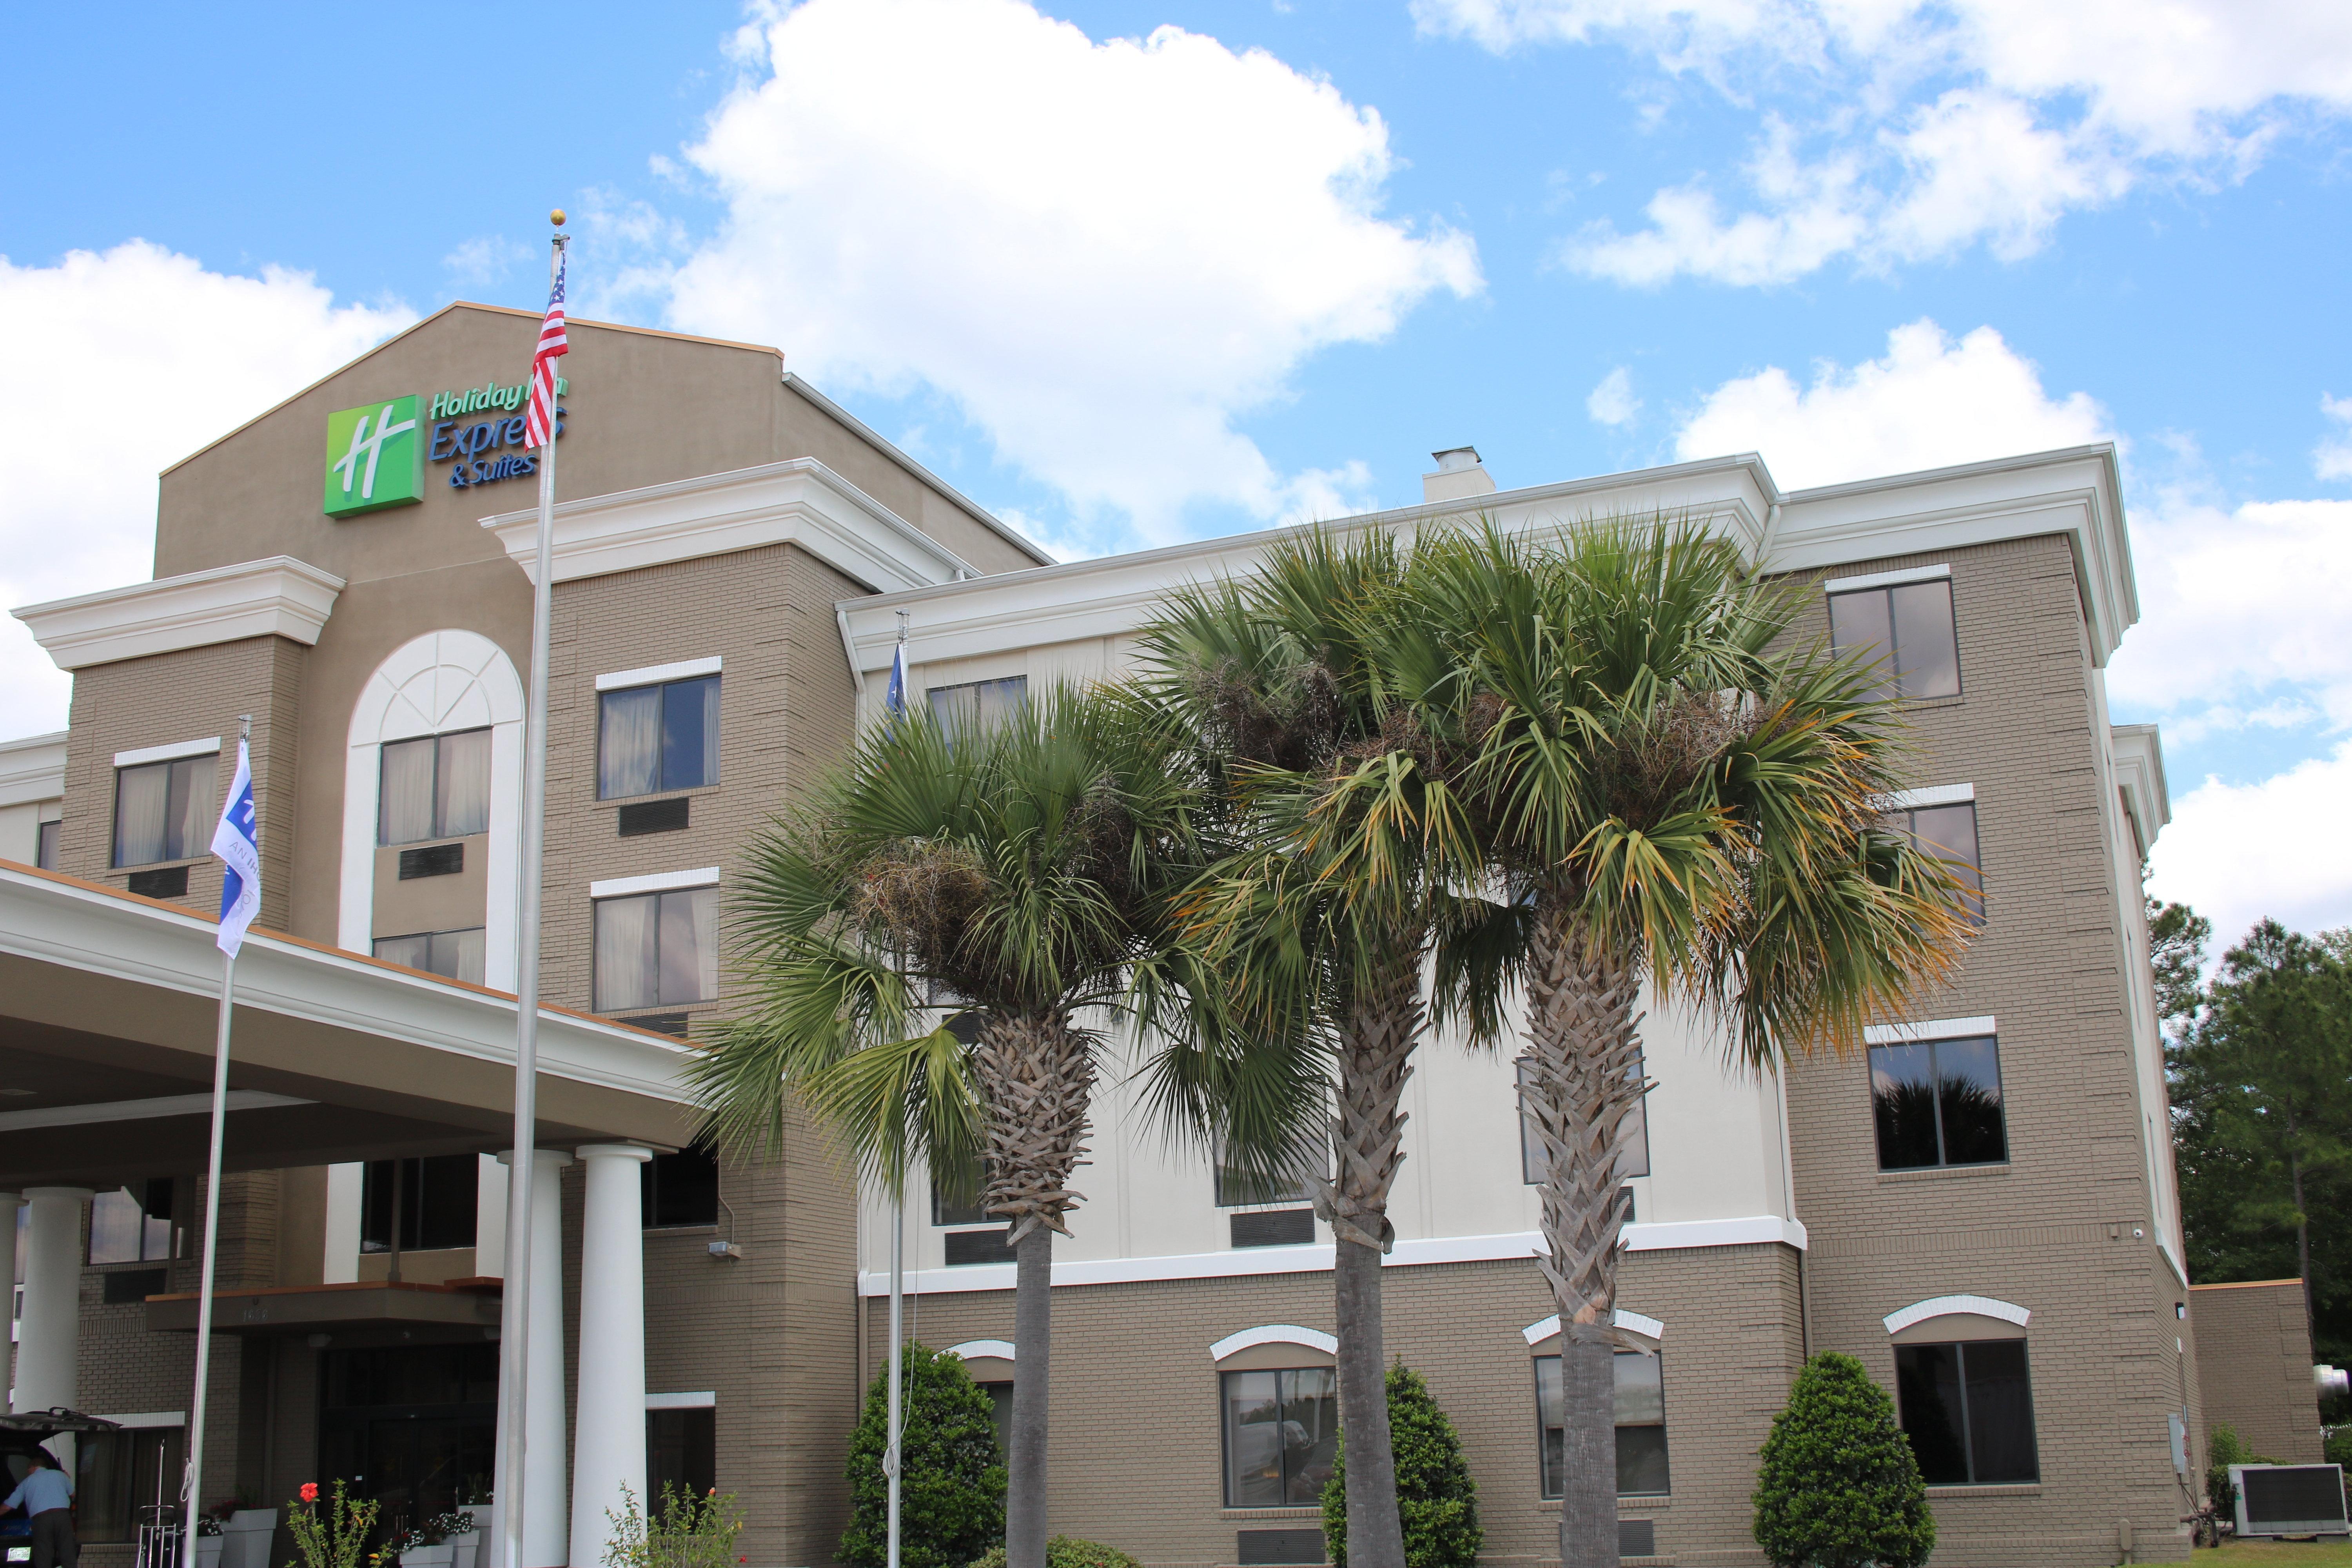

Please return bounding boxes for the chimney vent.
[1423,446,1496,504]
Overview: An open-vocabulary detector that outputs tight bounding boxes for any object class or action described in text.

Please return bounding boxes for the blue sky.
[4,0,2350,943]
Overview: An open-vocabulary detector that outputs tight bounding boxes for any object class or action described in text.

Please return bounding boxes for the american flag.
[524,250,569,449]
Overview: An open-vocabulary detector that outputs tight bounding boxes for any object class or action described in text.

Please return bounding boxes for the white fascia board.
[588,867,721,900]
[115,736,222,768]
[1769,444,2134,665]
[0,864,692,1106]
[1824,563,1951,593]
[1883,1293,2030,1335]
[12,556,345,672]
[858,1216,1806,1296]
[1863,1015,1998,1045]
[2111,723,2171,842]
[480,458,975,595]
[841,457,1778,675]
[0,732,67,809]
[1878,782,1975,810]
[0,1091,310,1132]
[595,656,721,692]
[1209,1324,1338,1362]
[645,1391,716,1410]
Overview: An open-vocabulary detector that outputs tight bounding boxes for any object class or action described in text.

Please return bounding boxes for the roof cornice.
[2110,722,2170,851]
[0,732,66,809]
[12,556,345,673]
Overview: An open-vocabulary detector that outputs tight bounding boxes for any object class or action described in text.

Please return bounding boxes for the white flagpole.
[181,714,250,1568]
[496,216,566,1568]
[885,613,908,1568]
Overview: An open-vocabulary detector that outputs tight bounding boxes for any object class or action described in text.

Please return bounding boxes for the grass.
[2215,1540,2352,1563]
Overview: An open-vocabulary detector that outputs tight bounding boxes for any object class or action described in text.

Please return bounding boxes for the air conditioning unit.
[2232,1464,2350,1538]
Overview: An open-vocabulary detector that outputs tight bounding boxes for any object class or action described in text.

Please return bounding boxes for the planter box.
[449,1532,481,1568]
[401,1546,456,1568]
[221,1511,278,1568]
[194,1536,225,1568]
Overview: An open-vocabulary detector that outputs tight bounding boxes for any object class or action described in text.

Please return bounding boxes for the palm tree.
[689,685,1241,1566]
[1136,530,1505,1568]
[1414,519,1971,1568]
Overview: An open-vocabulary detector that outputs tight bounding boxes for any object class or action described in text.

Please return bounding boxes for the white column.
[0,1195,21,1410]
[569,1147,650,1563]
[16,1188,89,1417]
[496,1151,572,1568]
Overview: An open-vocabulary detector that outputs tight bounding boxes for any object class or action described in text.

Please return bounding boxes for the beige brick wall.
[2190,1280,2322,1465]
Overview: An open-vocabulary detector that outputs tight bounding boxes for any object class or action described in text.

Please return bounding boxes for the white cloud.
[442,235,530,289]
[1671,318,2111,488]
[2318,394,2352,481]
[1586,366,1642,426]
[665,0,1479,541]
[1423,0,2352,284]
[2148,739,2352,944]
[0,241,412,737]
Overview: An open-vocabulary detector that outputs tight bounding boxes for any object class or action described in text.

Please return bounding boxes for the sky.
[3,0,2350,949]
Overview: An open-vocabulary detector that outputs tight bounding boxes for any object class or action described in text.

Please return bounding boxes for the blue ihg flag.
[211,739,260,958]
[885,638,910,719]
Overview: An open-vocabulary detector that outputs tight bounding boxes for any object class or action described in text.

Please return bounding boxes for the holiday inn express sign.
[321,375,568,518]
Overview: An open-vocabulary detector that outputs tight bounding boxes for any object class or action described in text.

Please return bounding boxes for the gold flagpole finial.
[550,208,567,227]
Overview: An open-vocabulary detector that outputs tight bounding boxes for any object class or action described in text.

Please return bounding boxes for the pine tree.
[1752,1352,1934,1568]
[1321,1364,1481,1568]
[840,1343,1005,1568]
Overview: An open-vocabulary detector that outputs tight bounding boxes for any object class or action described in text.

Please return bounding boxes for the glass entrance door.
[317,1343,497,1537]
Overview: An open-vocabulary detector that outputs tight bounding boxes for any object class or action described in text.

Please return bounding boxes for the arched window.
[1883,1295,2039,1486]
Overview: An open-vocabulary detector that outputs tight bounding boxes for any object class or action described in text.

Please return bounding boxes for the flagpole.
[181,714,251,1568]
[497,214,567,1568]
[885,612,909,1568]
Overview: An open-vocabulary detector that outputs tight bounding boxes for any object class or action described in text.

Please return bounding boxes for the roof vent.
[1423,446,1496,504]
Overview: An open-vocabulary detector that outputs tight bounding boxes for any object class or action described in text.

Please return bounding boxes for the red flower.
[299,1484,319,1504]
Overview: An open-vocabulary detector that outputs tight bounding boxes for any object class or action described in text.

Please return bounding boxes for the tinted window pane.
[1828,590,1898,700]
[375,933,432,971]
[1909,803,1983,920]
[114,762,172,866]
[379,737,438,845]
[1890,580,1961,698]
[1962,1339,2039,1483]
[1617,1425,1670,1496]
[1935,1037,2007,1165]
[1225,1370,1286,1507]
[1871,1043,1942,1169]
[599,686,662,799]
[646,1407,717,1514]
[436,927,488,987]
[1282,1369,1339,1504]
[662,677,720,791]
[643,1146,720,1228]
[929,676,1029,741]
[37,818,60,870]
[1615,1352,1669,1494]
[169,757,214,862]
[594,894,659,1011]
[437,730,492,838]
[1535,1355,1564,1497]
[1895,1343,1971,1484]
[657,886,719,1005]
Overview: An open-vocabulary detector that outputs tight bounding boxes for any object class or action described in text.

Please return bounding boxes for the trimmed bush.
[1753,1352,1934,1568]
[2207,1422,2282,1521]
[965,1538,1140,1568]
[1321,1363,1482,1568]
[841,1342,1005,1568]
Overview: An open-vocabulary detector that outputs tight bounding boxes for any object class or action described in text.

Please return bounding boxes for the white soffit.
[1863,1015,1998,1045]
[0,1091,310,1133]
[1883,1294,2030,1335]
[597,656,720,692]
[588,867,721,900]
[1824,563,1951,593]
[13,556,346,672]
[1210,1324,1339,1362]
[115,736,222,768]
[0,732,67,809]
[480,458,975,595]
[645,1391,716,1410]
[946,1339,1016,1363]
[1878,782,1975,811]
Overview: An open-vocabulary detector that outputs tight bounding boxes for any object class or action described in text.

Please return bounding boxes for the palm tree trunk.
[1519,904,1646,1568]
[1322,955,1421,1568]
[972,1011,1095,1568]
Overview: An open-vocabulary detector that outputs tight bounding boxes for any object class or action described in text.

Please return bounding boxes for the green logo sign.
[323,397,424,517]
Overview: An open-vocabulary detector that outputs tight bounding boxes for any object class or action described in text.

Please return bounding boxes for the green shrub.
[1753,1352,1935,1568]
[2207,1423,2283,1521]
[841,1342,1005,1568]
[603,1483,743,1568]
[965,1538,1141,1568]
[1320,1363,1482,1568]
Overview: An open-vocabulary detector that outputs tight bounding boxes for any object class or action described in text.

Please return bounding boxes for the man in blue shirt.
[2,1450,75,1568]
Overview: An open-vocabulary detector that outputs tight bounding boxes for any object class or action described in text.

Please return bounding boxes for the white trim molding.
[14,556,345,671]
[94,1411,186,1429]
[1824,563,1951,593]
[946,1340,1016,1363]
[2111,724,2170,853]
[1878,782,1975,811]
[0,733,66,810]
[589,867,721,900]
[1884,1294,2031,1336]
[1624,1214,1808,1252]
[114,737,222,769]
[480,458,975,595]
[1210,1325,1338,1362]
[597,657,721,693]
[1521,1309,1666,1346]
[644,1391,716,1410]
[1864,1016,1998,1045]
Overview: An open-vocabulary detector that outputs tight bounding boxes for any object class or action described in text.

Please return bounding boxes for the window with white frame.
[1871,1033,2007,1170]
[593,885,719,1012]
[599,675,720,799]
[373,927,488,986]
[1829,575,1961,700]
[113,754,217,867]
[1889,799,1983,923]
[1221,1366,1339,1507]
[379,729,492,845]
[1894,1338,2039,1484]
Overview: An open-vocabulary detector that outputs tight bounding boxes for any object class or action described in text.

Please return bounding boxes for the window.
[1537,1351,1670,1497]
[35,818,59,870]
[1829,577,1960,700]
[646,1408,716,1512]
[1520,1056,1648,1185]
[379,729,491,845]
[1221,1367,1339,1508]
[927,676,1027,740]
[361,1155,479,1252]
[89,1180,174,1265]
[1890,801,1982,922]
[374,927,487,986]
[932,1178,993,1227]
[642,1145,720,1228]
[600,676,720,799]
[1871,1034,2007,1169]
[1895,1339,2039,1484]
[593,886,719,1013]
[1215,1155,1317,1209]
[73,1425,184,1543]
[977,1381,1014,1456]
[113,754,217,867]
